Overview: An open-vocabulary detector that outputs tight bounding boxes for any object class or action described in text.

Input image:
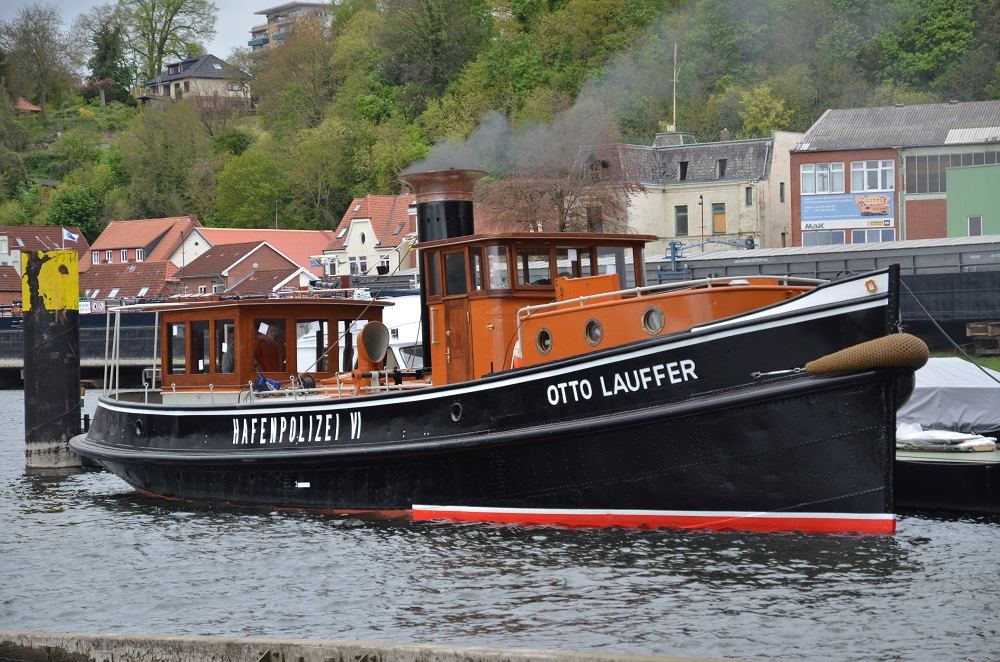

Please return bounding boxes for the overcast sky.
[0,0,262,61]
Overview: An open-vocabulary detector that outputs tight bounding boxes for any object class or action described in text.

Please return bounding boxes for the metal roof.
[794,100,1000,152]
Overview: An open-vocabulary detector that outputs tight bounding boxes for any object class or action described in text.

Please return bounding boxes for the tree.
[738,84,795,139]
[378,0,492,114]
[0,3,73,117]
[117,0,217,82]
[115,98,212,218]
[89,24,132,105]
[255,16,336,134]
[214,150,291,228]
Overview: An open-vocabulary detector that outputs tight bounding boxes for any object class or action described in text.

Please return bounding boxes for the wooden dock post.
[22,250,82,469]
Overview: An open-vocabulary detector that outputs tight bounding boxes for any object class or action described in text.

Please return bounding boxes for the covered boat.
[71,169,928,534]
[895,357,1000,514]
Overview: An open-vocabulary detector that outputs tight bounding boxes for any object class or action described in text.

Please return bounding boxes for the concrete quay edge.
[0,630,759,662]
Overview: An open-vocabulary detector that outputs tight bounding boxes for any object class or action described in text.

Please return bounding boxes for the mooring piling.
[22,249,82,469]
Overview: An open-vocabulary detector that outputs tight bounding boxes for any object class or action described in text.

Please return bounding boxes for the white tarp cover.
[896,358,1000,433]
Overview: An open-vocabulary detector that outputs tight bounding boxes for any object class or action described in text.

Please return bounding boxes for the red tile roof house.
[322,192,417,280]
[87,216,205,269]
[175,241,316,296]
[79,261,180,301]
[197,228,337,279]
[15,97,41,116]
[0,265,23,306]
[0,224,91,269]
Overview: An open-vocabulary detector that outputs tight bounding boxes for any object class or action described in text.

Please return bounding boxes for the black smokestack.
[398,169,486,241]
[398,169,486,373]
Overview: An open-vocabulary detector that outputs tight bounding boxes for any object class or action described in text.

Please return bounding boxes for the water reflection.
[3,388,1000,661]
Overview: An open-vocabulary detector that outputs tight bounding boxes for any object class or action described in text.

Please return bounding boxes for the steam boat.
[71,169,928,534]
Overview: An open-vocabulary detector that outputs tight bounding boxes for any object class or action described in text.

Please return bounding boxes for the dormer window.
[121,249,128,262]
[92,252,100,265]
[105,250,113,263]
[136,248,145,262]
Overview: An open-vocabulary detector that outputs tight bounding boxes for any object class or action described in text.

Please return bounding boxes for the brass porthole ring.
[584,318,603,346]
[642,306,665,335]
[536,327,553,355]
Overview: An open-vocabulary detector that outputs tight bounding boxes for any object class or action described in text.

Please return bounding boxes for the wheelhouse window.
[800,162,845,195]
[597,246,634,289]
[469,247,485,291]
[486,246,509,289]
[253,319,286,373]
[167,322,186,374]
[851,160,894,192]
[443,251,468,295]
[191,320,210,373]
[217,319,235,373]
[426,251,440,297]
[516,249,552,286]
[296,319,330,373]
[555,246,593,279]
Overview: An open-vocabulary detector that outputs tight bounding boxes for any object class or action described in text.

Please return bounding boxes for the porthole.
[536,327,553,355]
[642,306,665,335]
[450,402,463,422]
[584,319,603,346]
[134,419,143,437]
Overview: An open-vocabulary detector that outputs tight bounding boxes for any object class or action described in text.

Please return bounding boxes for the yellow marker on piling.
[22,249,82,469]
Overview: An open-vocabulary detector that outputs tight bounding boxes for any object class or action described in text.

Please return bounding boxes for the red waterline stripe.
[412,506,896,535]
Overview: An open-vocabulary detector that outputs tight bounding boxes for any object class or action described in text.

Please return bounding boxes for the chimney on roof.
[720,128,731,141]
[401,185,411,196]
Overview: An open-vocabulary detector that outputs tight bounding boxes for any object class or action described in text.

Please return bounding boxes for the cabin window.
[191,320,210,373]
[516,249,551,286]
[167,322,186,375]
[253,319,286,373]
[426,252,440,297]
[469,247,485,291]
[487,246,509,289]
[217,320,235,373]
[555,247,593,278]
[296,319,330,373]
[443,252,468,296]
[596,247,631,289]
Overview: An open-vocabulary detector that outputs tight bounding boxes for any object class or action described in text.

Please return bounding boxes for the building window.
[674,205,688,236]
[227,82,242,92]
[802,230,846,246]
[105,250,112,263]
[779,182,785,202]
[679,161,688,181]
[184,81,190,93]
[92,252,100,265]
[745,186,752,206]
[136,248,145,262]
[91,288,101,299]
[586,206,603,232]
[137,286,149,297]
[851,160,894,192]
[108,288,119,298]
[852,229,895,243]
[969,216,983,237]
[120,249,127,262]
[198,285,207,294]
[800,163,845,195]
[717,159,727,178]
[711,203,726,234]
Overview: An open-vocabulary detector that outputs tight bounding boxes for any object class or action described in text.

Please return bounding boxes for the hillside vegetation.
[1,0,999,240]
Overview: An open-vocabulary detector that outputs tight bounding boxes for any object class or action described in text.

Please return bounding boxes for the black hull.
[895,452,1000,515]
[72,269,909,533]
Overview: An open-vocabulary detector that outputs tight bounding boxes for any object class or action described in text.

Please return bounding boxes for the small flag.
[62,228,79,242]
[309,260,319,267]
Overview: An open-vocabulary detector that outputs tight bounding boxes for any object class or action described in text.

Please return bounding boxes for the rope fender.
[805,333,929,375]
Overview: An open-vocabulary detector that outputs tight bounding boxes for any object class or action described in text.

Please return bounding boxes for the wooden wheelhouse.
[155,297,391,393]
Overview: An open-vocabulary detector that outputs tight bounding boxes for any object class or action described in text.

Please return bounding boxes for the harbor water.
[2,389,998,661]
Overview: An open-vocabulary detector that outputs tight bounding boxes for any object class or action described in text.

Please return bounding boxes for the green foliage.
[213,128,253,156]
[51,132,103,176]
[874,0,979,87]
[214,150,291,228]
[0,148,26,201]
[738,85,795,138]
[46,186,100,240]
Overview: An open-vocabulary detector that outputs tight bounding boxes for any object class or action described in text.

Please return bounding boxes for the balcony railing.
[248,36,269,47]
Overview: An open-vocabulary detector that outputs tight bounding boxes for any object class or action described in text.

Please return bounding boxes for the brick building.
[791,100,1000,247]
